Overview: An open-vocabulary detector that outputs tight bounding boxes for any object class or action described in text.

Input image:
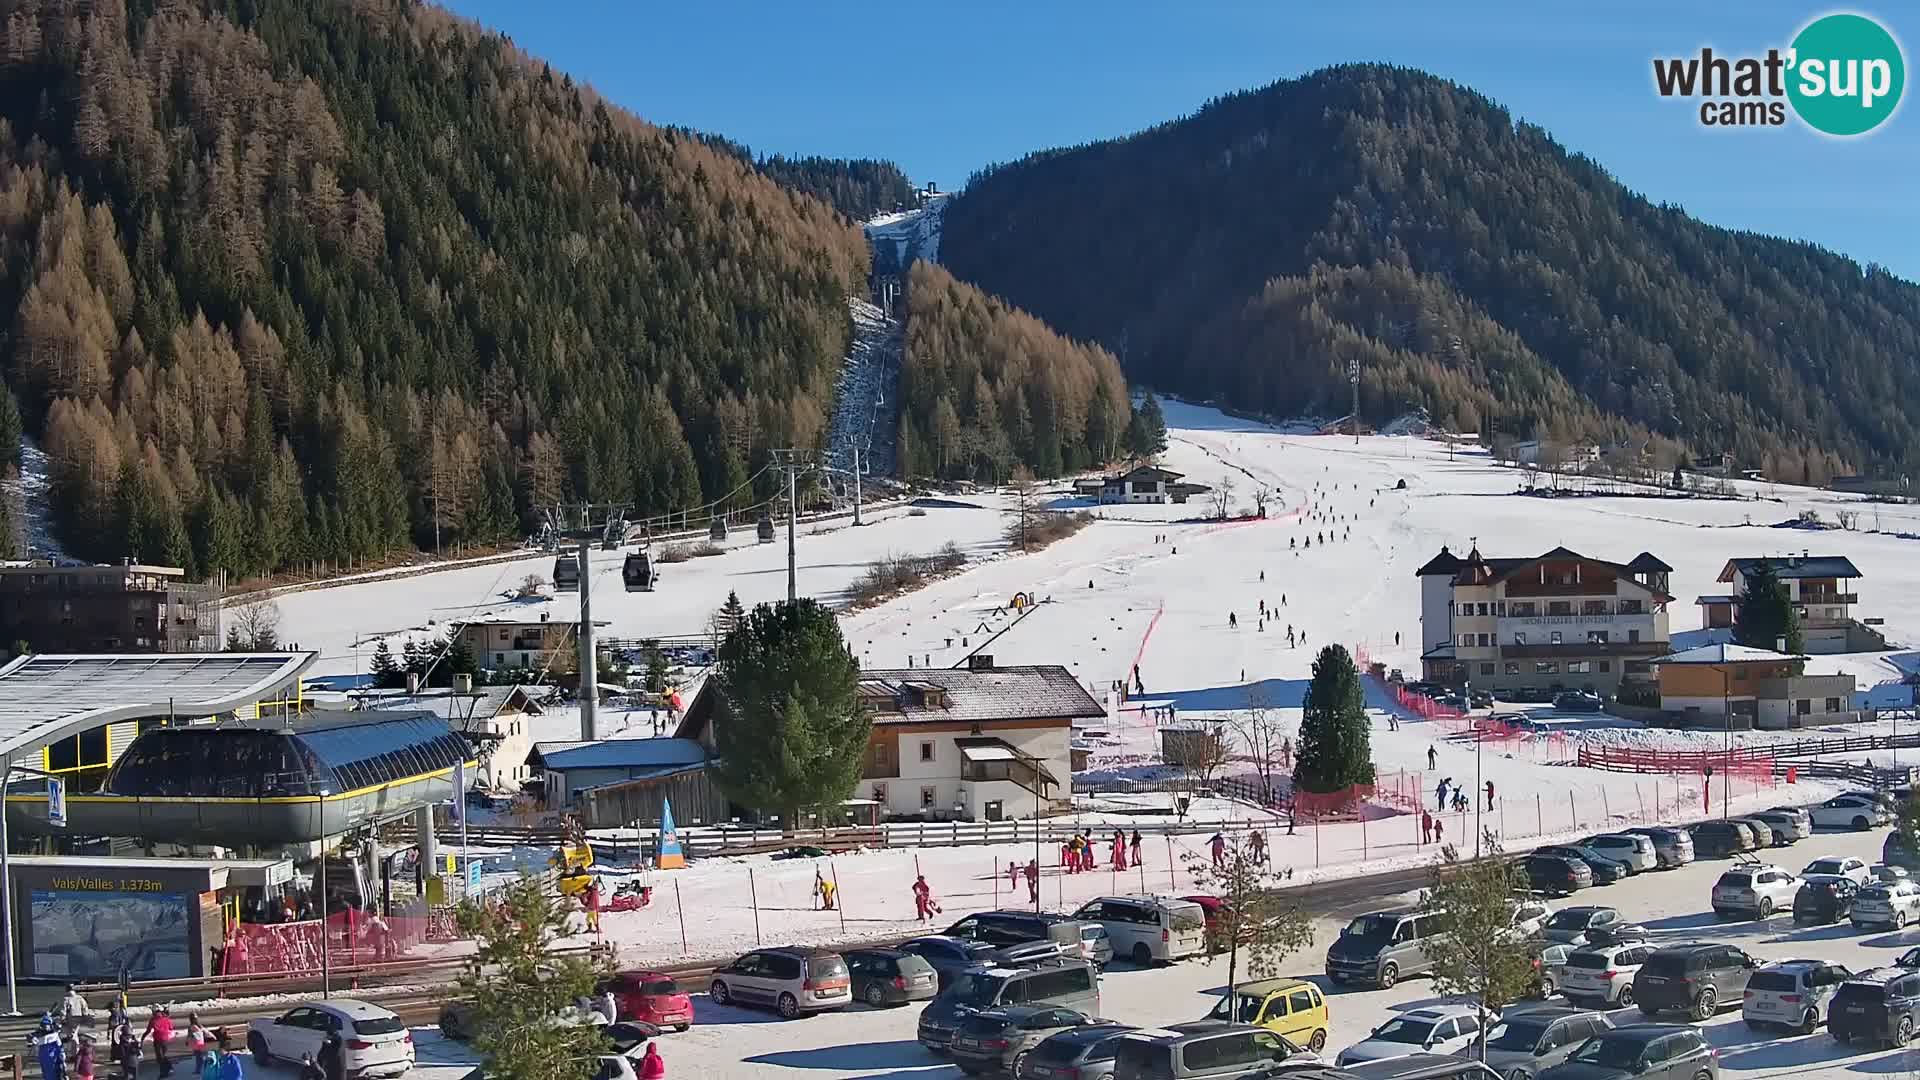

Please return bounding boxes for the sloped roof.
[0,653,316,760]
[1414,547,1462,577]
[856,665,1106,724]
[1455,547,1672,595]
[1626,552,1674,573]
[1719,557,1862,582]
[1651,643,1805,665]
[532,737,708,772]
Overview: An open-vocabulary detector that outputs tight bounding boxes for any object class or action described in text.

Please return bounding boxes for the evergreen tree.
[1294,644,1374,793]
[454,875,612,1080]
[1420,835,1538,1058]
[643,643,669,695]
[402,639,425,681]
[0,387,20,470]
[442,634,478,687]
[710,599,867,822]
[712,590,747,641]
[369,639,403,690]
[1127,391,1169,460]
[1734,560,1804,655]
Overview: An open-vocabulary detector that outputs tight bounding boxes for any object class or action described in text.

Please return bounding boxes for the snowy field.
[582,827,1920,1080]
[269,399,1920,967]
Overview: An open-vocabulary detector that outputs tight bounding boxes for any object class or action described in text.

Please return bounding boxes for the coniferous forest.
[895,262,1131,483]
[944,64,1920,483]
[0,0,873,578]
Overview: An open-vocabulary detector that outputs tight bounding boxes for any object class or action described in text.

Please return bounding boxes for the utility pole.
[1349,358,1361,445]
[852,443,864,527]
[770,449,814,602]
[578,540,598,741]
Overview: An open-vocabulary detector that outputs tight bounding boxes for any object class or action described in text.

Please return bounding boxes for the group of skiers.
[1004,858,1044,903]
[1433,777,1497,815]
[32,993,269,1080]
[1061,829,1143,873]
[1206,830,1269,868]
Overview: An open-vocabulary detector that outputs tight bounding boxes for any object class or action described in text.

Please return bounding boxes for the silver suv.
[1742,959,1851,1035]
[708,947,851,1018]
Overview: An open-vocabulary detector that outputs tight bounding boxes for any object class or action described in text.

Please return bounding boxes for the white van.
[1073,896,1208,965]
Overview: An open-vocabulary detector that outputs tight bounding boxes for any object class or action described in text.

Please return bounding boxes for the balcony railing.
[1798,592,1858,606]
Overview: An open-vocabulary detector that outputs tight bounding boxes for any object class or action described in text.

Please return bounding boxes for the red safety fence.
[221,904,459,976]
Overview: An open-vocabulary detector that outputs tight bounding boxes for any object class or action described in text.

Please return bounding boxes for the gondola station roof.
[0,652,316,762]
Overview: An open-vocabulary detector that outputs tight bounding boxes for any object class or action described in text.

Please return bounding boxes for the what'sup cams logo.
[1653,12,1905,135]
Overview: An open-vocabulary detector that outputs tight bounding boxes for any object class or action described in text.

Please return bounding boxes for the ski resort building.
[452,613,610,672]
[1071,466,1208,505]
[677,656,1100,822]
[1649,643,1860,729]
[1695,555,1882,654]
[1415,545,1673,697]
[0,561,221,654]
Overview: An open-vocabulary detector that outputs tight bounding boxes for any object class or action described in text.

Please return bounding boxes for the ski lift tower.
[769,449,818,602]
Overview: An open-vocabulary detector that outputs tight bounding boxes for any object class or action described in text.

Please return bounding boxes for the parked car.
[1585,923,1651,948]
[919,960,1102,1053]
[1896,947,1920,969]
[1711,863,1798,919]
[1561,943,1657,1008]
[602,1023,661,1057]
[708,946,851,1019]
[1081,924,1115,969]
[1748,811,1808,845]
[1204,977,1330,1052]
[1725,818,1774,850]
[946,911,1096,959]
[1581,835,1657,874]
[248,1000,415,1079]
[1765,806,1813,832]
[1633,943,1760,1021]
[1687,821,1754,859]
[1852,880,1920,929]
[1341,1055,1504,1080]
[844,948,939,1007]
[1553,690,1604,713]
[1335,1004,1484,1066]
[1621,826,1695,869]
[1478,1006,1617,1080]
[1792,875,1860,925]
[1018,1023,1138,1080]
[1540,907,1626,947]
[604,971,693,1031]
[952,1006,1102,1075]
[1869,863,1912,885]
[1072,896,1208,966]
[1535,845,1630,883]
[1811,793,1891,831]
[1741,959,1851,1034]
[1535,1023,1716,1080]
[1533,942,1575,999]
[1802,856,1869,883]
[898,935,998,991]
[1507,898,1555,938]
[1887,829,1920,871]
[1522,855,1593,896]
[1830,967,1920,1047]
[1325,908,1448,988]
[1111,1023,1305,1080]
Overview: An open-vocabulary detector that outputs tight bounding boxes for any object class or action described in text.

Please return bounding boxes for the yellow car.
[1203,977,1329,1052]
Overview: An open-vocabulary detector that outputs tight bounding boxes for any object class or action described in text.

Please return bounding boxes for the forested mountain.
[690,137,916,221]
[0,0,872,578]
[944,64,1920,481]
[896,262,1130,482]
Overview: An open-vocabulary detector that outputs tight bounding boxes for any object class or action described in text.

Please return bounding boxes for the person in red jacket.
[912,875,938,921]
[1023,859,1040,903]
[639,1042,666,1080]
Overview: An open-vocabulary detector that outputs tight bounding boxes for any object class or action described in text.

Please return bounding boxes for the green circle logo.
[1787,13,1905,135]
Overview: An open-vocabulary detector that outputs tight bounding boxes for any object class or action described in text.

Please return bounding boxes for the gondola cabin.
[709,517,727,542]
[622,550,656,592]
[553,555,581,592]
[756,513,776,544]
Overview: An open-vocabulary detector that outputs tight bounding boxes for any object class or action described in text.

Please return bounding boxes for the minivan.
[1073,897,1208,966]
[1325,909,1448,989]
[1111,1023,1304,1080]
[918,959,1102,1052]
[708,947,851,1019]
[947,910,1094,960]
[1623,826,1695,869]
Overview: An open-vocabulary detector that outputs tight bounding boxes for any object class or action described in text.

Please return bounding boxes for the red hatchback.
[608,971,694,1031]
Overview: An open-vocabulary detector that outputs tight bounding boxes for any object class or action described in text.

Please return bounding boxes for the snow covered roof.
[0,652,316,760]
[855,665,1106,724]
[1650,644,1806,665]
[1719,556,1862,581]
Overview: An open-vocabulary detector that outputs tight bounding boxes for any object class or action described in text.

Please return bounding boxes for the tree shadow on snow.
[1148,678,1311,712]
[1641,912,1728,931]
[1770,922,1870,944]
[685,995,788,1025]
[1859,930,1920,949]
[1713,1028,1862,1071]
[745,1040,944,1071]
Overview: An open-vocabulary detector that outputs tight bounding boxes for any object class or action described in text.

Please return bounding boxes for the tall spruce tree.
[369,639,403,689]
[1734,560,1804,655]
[1294,644,1374,794]
[711,599,867,823]
[1128,391,1169,460]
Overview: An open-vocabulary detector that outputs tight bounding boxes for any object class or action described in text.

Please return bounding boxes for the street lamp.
[1469,679,1483,857]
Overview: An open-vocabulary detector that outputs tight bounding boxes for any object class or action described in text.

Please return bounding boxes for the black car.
[1536,845,1629,884]
[1792,875,1860,925]
[1633,943,1759,1021]
[897,935,998,991]
[1017,1023,1137,1080]
[1535,1024,1715,1080]
[844,948,939,1006]
[1831,967,1920,1048]
[1522,855,1594,896]
[1688,821,1754,859]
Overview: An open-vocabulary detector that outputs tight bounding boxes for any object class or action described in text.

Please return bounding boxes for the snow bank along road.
[592,825,1920,1080]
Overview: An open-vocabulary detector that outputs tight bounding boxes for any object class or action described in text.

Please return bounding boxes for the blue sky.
[443,2,1916,281]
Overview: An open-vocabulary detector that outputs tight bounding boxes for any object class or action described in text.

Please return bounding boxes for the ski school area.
[258,397,1920,971]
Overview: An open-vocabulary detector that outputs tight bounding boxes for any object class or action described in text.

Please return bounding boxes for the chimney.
[454,672,473,695]
[968,654,995,671]
[405,671,422,695]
